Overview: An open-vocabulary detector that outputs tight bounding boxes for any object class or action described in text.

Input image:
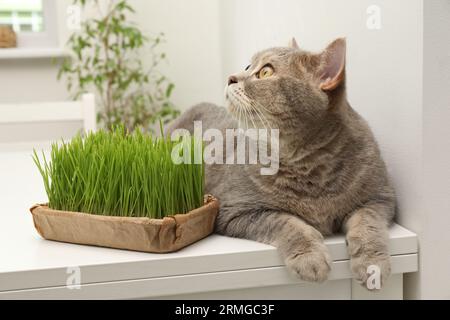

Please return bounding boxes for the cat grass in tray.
[31,126,218,253]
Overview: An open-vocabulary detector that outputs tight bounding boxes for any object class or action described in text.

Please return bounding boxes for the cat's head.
[225,38,346,131]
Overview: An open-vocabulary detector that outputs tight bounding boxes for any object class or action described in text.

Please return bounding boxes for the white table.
[0,145,418,299]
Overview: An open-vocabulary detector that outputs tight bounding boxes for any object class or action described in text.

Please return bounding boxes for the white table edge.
[0,253,418,299]
[0,223,418,294]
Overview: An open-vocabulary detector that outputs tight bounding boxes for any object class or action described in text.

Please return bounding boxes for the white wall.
[0,0,448,298]
[220,0,449,299]
[129,0,223,109]
[0,0,223,108]
[420,0,450,299]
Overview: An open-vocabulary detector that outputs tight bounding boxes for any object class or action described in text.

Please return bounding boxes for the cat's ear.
[318,38,346,91]
[288,37,300,50]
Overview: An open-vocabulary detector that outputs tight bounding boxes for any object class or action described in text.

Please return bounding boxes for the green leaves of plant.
[60,0,178,132]
[32,127,204,218]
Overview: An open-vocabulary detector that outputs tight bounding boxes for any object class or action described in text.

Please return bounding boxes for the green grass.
[32,126,204,219]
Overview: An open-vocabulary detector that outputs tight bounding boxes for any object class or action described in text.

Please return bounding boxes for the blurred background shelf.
[0,47,69,59]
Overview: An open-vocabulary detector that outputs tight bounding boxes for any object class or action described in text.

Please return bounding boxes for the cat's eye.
[245,64,251,71]
[257,65,274,79]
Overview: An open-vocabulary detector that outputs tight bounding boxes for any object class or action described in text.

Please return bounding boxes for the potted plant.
[30,127,218,253]
[58,0,179,132]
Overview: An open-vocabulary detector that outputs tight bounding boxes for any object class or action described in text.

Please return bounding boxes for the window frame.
[3,0,58,48]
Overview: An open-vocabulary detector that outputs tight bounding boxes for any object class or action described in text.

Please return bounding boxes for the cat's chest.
[252,168,349,234]
[206,162,349,234]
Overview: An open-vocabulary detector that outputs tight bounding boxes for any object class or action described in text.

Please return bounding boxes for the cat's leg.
[343,204,391,289]
[216,209,331,282]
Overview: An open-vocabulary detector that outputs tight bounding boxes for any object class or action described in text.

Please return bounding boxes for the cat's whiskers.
[252,99,274,118]
[230,90,249,129]
[247,102,266,128]
[243,99,258,129]
[228,90,242,128]
[249,102,271,131]
[233,90,269,130]
[244,97,271,130]
[230,88,274,131]
[236,95,243,129]
[242,100,251,129]
[235,93,254,130]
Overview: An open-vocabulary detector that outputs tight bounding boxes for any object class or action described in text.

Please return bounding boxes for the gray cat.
[167,38,395,289]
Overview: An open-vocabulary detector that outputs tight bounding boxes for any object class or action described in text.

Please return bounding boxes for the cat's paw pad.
[351,253,391,290]
[285,247,331,283]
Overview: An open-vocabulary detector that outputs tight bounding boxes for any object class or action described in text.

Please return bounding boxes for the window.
[0,0,44,32]
[0,0,57,48]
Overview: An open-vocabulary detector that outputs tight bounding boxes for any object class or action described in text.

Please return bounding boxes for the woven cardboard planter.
[30,195,219,253]
[0,26,17,48]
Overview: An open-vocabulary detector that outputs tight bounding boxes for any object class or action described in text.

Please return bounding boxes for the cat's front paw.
[285,245,332,282]
[351,253,391,290]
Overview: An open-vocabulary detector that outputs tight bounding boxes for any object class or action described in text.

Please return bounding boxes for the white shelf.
[0,47,69,59]
[0,148,419,299]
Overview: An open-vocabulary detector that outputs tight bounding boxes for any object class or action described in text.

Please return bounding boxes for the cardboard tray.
[29,195,219,253]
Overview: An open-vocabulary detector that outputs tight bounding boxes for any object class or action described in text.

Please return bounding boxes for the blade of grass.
[33,124,205,218]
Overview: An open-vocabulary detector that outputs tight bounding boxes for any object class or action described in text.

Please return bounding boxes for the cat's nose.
[228,75,238,86]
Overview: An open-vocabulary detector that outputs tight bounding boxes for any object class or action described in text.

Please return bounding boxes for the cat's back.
[166,102,236,135]
[337,104,396,215]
